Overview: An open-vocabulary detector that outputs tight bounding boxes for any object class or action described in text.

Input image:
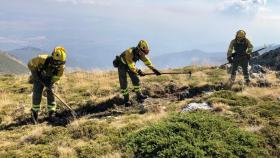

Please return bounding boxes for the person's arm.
[140,55,154,69]
[227,40,235,63]
[28,56,44,72]
[28,56,45,80]
[140,55,161,75]
[227,40,234,58]
[246,39,253,55]
[124,49,138,74]
[51,66,65,83]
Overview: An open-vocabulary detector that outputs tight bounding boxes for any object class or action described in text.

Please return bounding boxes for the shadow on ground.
[0,82,240,130]
[0,96,124,130]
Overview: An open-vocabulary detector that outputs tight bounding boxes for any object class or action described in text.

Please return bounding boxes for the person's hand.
[137,69,145,76]
[227,56,233,63]
[152,68,161,76]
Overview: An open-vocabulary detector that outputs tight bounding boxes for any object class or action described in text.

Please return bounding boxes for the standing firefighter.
[227,30,253,85]
[113,40,161,106]
[28,46,66,124]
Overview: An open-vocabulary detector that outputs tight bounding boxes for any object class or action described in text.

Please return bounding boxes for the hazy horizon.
[0,0,279,56]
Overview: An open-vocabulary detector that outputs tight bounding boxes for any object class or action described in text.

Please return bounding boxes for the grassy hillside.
[0,52,28,74]
[0,66,279,157]
[7,47,45,64]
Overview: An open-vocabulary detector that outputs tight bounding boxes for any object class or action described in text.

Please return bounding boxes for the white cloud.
[218,0,267,16]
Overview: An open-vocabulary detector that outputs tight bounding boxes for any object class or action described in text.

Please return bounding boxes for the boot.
[47,111,56,122]
[31,109,38,124]
[245,79,251,86]
[123,95,132,107]
[136,92,148,103]
[139,105,148,114]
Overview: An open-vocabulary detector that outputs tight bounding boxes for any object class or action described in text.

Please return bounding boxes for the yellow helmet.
[236,30,246,39]
[137,40,150,55]
[52,46,66,65]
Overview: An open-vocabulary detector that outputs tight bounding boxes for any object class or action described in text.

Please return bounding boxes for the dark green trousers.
[118,63,141,96]
[231,55,250,82]
[31,71,56,112]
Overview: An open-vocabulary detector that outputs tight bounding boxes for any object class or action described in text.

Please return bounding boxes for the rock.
[278,97,280,101]
[256,79,272,87]
[276,72,280,79]
[181,102,212,112]
[250,73,264,79]
[250,64,267,74]
[251,47,280,71]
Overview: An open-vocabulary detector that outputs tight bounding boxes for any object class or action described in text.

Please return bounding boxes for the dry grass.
[212,103,233,114]
[109,108,167,129]
[243,125,264,132]
[0,66,279,157]
[57,146,76,158]
[101,153,121,158]
[242,87,280,99]
[0,141,12,148]
[20,125,50,144]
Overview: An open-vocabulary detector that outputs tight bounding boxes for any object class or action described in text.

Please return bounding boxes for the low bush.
[207,90,257,107]
[126,111,268,158]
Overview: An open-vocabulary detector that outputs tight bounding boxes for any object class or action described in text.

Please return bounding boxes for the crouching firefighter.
[113,40,161,106]
[28,46,66,124]
[227,30,253,85]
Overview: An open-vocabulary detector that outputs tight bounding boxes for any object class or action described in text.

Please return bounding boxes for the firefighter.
[28,46,66,124]
[227,30,253,85]
[113,40,161,106]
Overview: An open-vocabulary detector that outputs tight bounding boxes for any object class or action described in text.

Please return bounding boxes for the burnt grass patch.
[143,82,231,101]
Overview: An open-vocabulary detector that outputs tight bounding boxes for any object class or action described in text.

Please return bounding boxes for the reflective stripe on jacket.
[120,47,154,73]
[28,54,64,83]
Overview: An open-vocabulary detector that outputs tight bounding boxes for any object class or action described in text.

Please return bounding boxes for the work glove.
[137,69,145,76]
[227,56,233,63]
[152,68,161,76]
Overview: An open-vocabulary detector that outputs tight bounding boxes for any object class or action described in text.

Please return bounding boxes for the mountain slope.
[0,52,28,74]
[252,47,280,70]
[7,47,45,64]
[151,49,226,68]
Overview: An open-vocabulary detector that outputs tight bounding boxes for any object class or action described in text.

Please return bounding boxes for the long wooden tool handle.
[143,72,191,76]
[38,79,77,118]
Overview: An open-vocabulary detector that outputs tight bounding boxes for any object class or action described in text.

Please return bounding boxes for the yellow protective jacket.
[120,47,154,73]
[227,38,253,58]
[28,54,64,83]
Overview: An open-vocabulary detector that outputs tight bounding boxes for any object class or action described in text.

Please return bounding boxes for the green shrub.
[75,142,112,158]
[207,90,257,107]
[20,145,59,158]
[69,121,110,140]
[259,126,280,157]
[206,69,226,84]
[126,111,268,158]
[258,101,280,119]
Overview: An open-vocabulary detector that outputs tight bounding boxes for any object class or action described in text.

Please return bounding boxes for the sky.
[0,0,280,57]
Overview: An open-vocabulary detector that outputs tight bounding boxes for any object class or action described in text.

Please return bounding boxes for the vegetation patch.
[75,142,112,158]
[258,101,280,120]
[0,144,59,158]
[206,90,257,107]
[259,126,280,157]
[126,111,268,158]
